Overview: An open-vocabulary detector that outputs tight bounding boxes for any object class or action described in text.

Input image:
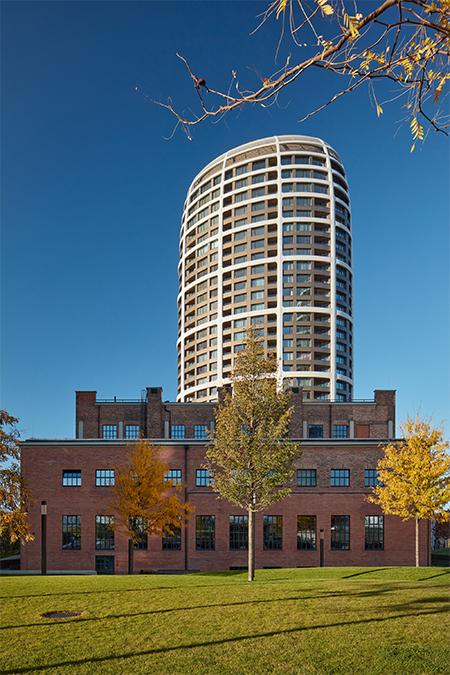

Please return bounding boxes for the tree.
[159,1,449,146]
[0,410,33,544]
[368,417,450,566]
[111,440,192,573]
[205,330,301,581]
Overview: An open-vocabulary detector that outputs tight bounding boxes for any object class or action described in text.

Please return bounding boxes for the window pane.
[330,469,350,487]
[164,469,182,485]
[229,515,248,550]
[102,425,117,439]
[263,515,282,550]
[297,516,316,550]
[125,425,140,439]
[62,470,81,487]
[308,425,323,439]
[194,425,208,439]
[332,424,349,439]
[297,469,317,487]
[195,469,211,486]
[95,515,114,550]
[62,515,81,549]
[196,515,215,550]
[171,425,185,439]
[130,517,148,550]
[365,515,384,550]
[95,469,115,487]
[162,527,182,550]
[364,469,379,487]
[331,515,350,550]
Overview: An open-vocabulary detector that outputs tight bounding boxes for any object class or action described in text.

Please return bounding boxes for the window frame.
[297,469,317,487]
[195,515,215,550]
[297,515,316,550]
[62,470,81,487]
[229,515,249,551]
[365,515,384,550]
[331,515,350,550]
[95,469,115,487]
[95,515,115,550]
[62,515,81,550]
[330,469,350,487]
[263,515,283,550]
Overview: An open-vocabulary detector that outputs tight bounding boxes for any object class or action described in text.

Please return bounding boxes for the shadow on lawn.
[0,590,352,630]
[342,568,394,579]
[2,607,447,674]
[0,577,293,601]
[418,570,450,581]
[0,585,420,632]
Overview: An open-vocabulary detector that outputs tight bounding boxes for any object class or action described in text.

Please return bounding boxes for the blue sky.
[1,1,449,439]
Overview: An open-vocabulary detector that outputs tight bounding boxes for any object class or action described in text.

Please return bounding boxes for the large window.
[364,469,379,487]
[196,515,215,550]
[195,469,211,487]
[102,425,117,439]
[365,515,384,550]
[263,515,283,550]
[297,469,317,487]
[229,515,248,550]
[96,470,115,487]
[125,425,140,439]
[171,425,185,439]
[130,517,148,550]
[297,516,316,550]
[164,469,182,485]
[330,469,350,487]
[194,425,208,439]
[62,515,81,549]
[95,515,114,550]
[331,515,350,550]
[162,527,182,551]
[62,470,81,487]
[308,425,323,439]
[332,424,349,439]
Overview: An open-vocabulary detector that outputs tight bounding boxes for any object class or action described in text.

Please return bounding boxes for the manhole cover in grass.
[41,611,81,619]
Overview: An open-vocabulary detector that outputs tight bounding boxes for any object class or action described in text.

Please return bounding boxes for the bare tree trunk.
[248,509,255,582]
[415,517,420,567]
[128,539,134,574]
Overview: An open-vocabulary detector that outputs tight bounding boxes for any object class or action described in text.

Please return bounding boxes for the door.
[95,555,115,574]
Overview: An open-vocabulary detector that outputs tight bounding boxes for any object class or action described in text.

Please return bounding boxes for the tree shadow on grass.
[342,568,394,579]
[0,577,293,601]
[0,590,351,631]
[2,607,447,674]
[418,570,450,581]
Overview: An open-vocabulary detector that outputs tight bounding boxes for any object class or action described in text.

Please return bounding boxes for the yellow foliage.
[411,117,424,141]
[368,417,450,523]
[111,440,192,541]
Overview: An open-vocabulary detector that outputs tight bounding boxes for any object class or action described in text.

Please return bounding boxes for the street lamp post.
[41,501,47,575]
[319,528,324,567]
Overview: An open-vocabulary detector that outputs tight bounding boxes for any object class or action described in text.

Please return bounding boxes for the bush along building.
[20,387,431,574]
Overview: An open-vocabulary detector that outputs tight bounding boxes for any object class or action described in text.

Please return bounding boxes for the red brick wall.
[20,439,429,573]
[75,389,396,441]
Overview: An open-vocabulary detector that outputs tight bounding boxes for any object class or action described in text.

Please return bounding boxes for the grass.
[0,567,449,674]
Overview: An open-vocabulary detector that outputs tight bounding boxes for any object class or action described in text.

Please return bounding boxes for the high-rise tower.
[177,135,353,402]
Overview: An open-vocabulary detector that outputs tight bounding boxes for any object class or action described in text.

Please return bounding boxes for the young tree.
[159,1,449,146]
[111,440,192,573]
[205,330,301,581]
[368,417,450,566]
[0,410,33,544]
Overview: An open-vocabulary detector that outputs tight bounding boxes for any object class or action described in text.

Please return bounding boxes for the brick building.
[20,386,430,573]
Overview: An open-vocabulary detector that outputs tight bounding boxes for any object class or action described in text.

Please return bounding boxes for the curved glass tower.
[177,135,353,402]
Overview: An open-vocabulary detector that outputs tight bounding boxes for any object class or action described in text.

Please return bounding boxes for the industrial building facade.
[20,387,430,573]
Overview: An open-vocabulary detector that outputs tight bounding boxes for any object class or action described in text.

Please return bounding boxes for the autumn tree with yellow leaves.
[111,440,192,573]
[368,417,450,566]
[205,330,301,582]
[0,410,33,546]
[160,0,449,147]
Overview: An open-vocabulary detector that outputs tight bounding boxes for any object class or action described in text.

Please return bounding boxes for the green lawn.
[1,568,449,674]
